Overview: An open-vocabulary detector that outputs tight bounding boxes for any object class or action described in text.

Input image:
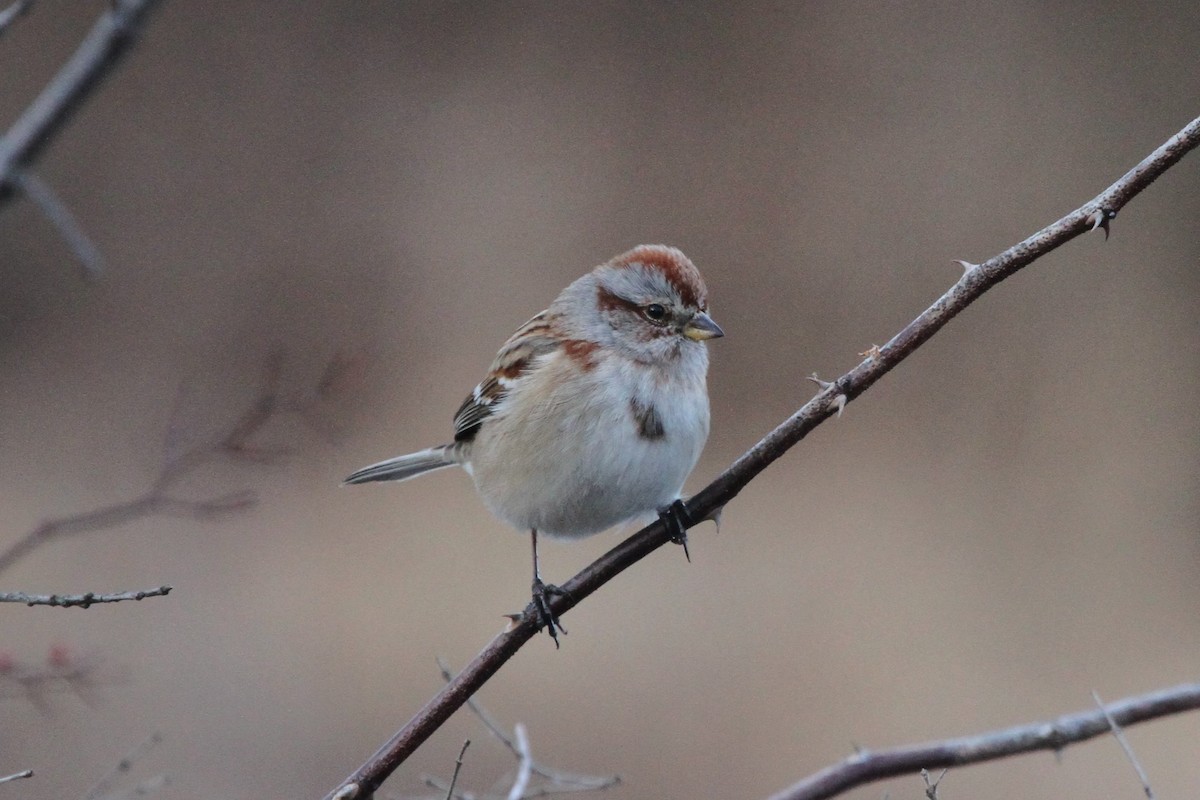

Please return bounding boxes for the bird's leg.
[659,499,692,562]
[529,529,566,646]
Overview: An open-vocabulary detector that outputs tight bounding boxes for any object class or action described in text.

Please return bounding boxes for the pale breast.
[466,348,709,538]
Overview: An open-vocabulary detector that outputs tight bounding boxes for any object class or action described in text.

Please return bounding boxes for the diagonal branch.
[321,115,1200,800]
[0,0,162,277]
[0,0,34,40]
[0,0,161,193]
[765,683,1200,800]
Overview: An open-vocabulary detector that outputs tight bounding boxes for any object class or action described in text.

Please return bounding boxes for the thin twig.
[0,586,171,608]
[436,659,618,793]
[504,725,533,800]
[443,741,470,800]
[437,659,518,756]
[1093,690,1156,799]
[765,684,1200,800]
[0,488,257,577]
[0,769,33,785]
[321,116,1200,800]
[9,169,104,278]
[0,351,349,576]
[920,768,946,800]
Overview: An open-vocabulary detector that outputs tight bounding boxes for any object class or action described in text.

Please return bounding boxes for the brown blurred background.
[1,2,1198,798]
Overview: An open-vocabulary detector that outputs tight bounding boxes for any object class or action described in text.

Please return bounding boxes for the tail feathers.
[343,444,457,485]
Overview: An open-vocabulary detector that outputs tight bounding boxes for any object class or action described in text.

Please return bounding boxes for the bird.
[345,244,723,644]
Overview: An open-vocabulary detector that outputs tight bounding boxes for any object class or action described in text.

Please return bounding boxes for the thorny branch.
[323,115,1200,800]
[766,684,1200,800]
[0,0,162,277]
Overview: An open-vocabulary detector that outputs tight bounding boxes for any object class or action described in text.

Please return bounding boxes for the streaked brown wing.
[452,311,560,442]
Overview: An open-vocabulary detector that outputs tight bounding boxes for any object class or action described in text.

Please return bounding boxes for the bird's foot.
[659,499,693,562]
[529,577,568,647]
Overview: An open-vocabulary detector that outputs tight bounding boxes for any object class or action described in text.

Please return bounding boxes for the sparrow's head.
[569,245,723,364]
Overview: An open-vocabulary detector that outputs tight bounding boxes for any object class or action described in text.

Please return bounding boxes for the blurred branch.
[9,168,104,277]
[323,114,1200,800]
[0,0,33,40]
[0,644,124,712]
[0,350,353,576]
[0,585,171,608]
[1093,689,1156,799]
[431,658,619,796]
[765,684,1200,800]
[0,0,162,277]
[83,732,165,800]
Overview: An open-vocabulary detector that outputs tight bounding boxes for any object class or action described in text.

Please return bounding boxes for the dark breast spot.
[630,397,666,440]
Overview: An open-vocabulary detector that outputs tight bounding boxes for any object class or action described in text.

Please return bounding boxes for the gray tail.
[343,444,457,485]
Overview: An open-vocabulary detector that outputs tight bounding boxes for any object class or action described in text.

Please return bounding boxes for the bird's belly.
[470,419,697,539]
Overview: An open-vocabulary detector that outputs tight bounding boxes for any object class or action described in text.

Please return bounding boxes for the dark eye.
[643,303,667,323]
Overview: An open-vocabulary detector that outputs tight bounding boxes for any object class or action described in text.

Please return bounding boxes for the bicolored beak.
[682,311,725,341]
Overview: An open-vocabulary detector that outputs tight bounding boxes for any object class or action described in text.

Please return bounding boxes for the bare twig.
[0,769,33,785]
[322,116,1200,800]
[0,351,350,576]
[8,168,104,277]
[504,725,533,800]
[0,586,171,608]
[765,684,1200,800]
[435,658,618,795]
[1093,690,1156,799]
[919,768,946,800]
[0,483,257,577]
[443,741,470,800]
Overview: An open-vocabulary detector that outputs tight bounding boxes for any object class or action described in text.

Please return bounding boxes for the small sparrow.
[345,245,723,644]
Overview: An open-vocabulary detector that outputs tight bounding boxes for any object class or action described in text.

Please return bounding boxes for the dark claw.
[660,499,692,562]
[530,578,567,647]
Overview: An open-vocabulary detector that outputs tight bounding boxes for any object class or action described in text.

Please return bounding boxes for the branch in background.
[322,115,1200,800]
[0,644,124,712]
[400,659,618,799]
[765,684,1200,800]
[83,732,166,800]
[0,586,171,608]
[1092,689,1157,800]
[0,0,163,277]
[9,168,104,278]
[427,658,619,798]
[0,350,360,577]
[0,0,33,40]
